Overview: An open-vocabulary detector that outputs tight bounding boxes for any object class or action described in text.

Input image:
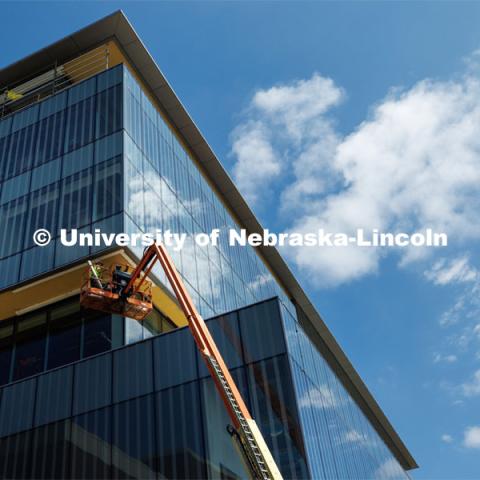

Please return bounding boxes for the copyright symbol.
[33,229,51,247]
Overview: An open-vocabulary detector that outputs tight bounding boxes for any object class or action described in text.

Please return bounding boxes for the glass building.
[0,11,417,479]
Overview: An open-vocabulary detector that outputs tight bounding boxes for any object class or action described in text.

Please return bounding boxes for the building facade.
[0,11,416,479]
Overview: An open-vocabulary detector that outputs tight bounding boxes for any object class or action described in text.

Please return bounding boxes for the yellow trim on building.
[0,249,187,327]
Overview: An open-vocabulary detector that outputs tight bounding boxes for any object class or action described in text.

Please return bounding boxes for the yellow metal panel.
[0,250,187,327]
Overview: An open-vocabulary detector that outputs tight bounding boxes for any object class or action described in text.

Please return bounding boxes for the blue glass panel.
[34,366,73,426]
[94,130,123,164]
[238,299,286,363]
[54,224,90,267]
[30,157,61,191]
[200,368,250,479]
[64,95,95,153]
[39,90,67,119]
[73,353,112,415]
[0,116,12,138]
[153,328,198,390]
[0,429,32,478]
[156,382,207,479]
[29,420,71,478]
[0,170,30,204]
[58,167,93,231]
[35,109,65,166]
[93,155,122,221]
[62,143,93,177]
[11,103,39,132]
[23,181,60,249]
[5,122,37,178]
[67,76,96,106]
[96,84,122,139]
[20,243,55,280]
[90,213,123,255]
[246,355,310,479]
[0,377,37,436]
[0,195,28,258]
[97,64,123,92]
[71,407,112,478]
[113,341,154,403]
[197,312,243,378]
[112,395,156,479]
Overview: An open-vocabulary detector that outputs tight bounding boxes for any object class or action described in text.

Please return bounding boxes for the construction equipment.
[80,243,283,480]
[80,261,153,320]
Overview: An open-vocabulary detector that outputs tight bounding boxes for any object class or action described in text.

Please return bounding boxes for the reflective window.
[64,95,95,153]
[0,429,32,479]
[112,395,157,479]
[13,312,47,381]
[156,383,207,479]
[83,313,112,358]
[29,420,71,479]
[71,407,112,479]
[0,322,13,385]
[47,302,82,370]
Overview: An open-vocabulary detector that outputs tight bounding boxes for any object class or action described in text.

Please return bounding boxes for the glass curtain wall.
[280,304,409,480]
[121,68,295,320]
[0,298,310,480]
[0,65,124,290]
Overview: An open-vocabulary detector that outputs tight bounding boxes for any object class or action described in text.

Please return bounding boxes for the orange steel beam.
[123,243,252,426]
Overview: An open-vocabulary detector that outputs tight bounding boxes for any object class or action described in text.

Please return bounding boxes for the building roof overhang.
[0,10,417,470]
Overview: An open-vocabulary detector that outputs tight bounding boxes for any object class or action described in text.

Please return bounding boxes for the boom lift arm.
[98,243,283,480]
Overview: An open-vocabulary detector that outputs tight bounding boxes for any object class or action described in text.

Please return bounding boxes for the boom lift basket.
[80,263,153,320]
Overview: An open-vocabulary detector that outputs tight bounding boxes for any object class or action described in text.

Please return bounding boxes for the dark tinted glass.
[239,299,286,363]
[153,327,198,390]
[59,168,93,230]
[0,194,28,258]
[198,312,243,378]
[246,355,309,479]
[47,302,82,369]
[83,313,112,358]
[0,377,37,437]
[13,312,47,380]
[64,95,95,153]
[0,429,32,479]
[200,369,250,479]
[113,341,153,403]
[156,382,207,479]
[23,182,60,249]
[112,395,157,479]
[0,322,13,385]
[5,122,38,178]
[35,367,73,426]
[71,407,112,479]
[96,84,122,138]
[28,420,71,479]
[35,110,65,166]
[93,155,122,221]
[73,354,112,415]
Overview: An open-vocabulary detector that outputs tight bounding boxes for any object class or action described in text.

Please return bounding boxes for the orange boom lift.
[80,242,283,480]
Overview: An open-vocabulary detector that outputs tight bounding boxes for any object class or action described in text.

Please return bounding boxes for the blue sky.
[2,2,480,478]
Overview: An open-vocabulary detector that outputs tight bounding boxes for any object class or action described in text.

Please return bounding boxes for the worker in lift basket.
[112,265,132,295]
[88,261,105,289]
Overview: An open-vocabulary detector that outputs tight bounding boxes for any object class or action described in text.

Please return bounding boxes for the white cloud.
[231,122,280,205]
[231,64,480,286]
[298,385,342,409]
[461,369,480,397]
[463,426,480,449]
[425,256,477,285]
[373,458,404,479]
[441,434,453,443]
[433,353,457,364]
